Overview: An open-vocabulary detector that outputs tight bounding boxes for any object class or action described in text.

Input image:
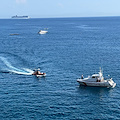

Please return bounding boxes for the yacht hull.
[77,79,116,88]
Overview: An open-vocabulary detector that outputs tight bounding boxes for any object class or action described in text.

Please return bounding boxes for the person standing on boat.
[81,74,84,79]
[32,68,41,75]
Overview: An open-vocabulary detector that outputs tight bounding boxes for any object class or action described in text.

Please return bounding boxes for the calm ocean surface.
[0,17,120,119]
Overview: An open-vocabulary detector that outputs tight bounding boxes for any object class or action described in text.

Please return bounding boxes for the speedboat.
[32,69,46,77]
[77,69,116,88]
[38,30,48,34]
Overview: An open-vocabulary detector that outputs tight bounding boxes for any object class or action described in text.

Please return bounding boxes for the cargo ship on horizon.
[11,15,30,19]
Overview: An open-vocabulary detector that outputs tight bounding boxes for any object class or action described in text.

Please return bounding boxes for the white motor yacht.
[77,69,116,88]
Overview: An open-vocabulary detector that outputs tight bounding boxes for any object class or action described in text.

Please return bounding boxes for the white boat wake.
[0,56,34,75]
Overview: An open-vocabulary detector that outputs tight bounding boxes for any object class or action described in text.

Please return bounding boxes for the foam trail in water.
[23,68,34,73]
[0,56,33,75]
[10,70,32,75]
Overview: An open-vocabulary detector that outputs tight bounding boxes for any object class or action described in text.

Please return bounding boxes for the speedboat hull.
[36,73,46,77]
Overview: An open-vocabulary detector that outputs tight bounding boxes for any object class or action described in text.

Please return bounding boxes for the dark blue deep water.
[0,17,120,119]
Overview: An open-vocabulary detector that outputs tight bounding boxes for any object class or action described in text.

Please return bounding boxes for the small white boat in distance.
[38,30,48,34]
[77,69,116,88]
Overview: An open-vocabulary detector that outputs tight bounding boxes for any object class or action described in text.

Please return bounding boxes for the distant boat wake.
[0,56,34,75]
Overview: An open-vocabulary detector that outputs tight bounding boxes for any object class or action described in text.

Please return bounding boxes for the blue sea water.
[0,17,120,119]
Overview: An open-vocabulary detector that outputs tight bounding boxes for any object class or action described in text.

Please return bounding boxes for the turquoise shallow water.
[0,17,120,119]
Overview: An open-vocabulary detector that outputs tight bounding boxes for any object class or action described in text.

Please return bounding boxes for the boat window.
[92,76,95,78]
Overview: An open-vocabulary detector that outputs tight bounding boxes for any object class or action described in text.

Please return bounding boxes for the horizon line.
[0,15,120,19]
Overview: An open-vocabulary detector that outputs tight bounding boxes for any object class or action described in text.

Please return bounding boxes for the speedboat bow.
[36,73,46,77]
